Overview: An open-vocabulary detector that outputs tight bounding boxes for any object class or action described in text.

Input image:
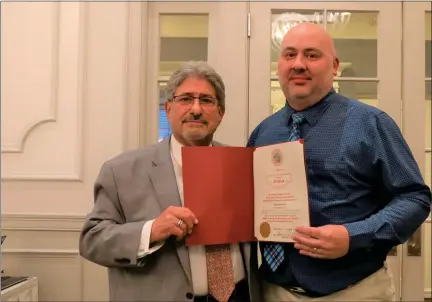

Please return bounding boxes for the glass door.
[143,2,249,147]
[402,3,431,301]
[248,2,414,300]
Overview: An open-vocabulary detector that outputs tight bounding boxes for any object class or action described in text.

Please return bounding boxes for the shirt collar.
[169,134,213,167]
[170,134,184,167]
[283,88,336,126]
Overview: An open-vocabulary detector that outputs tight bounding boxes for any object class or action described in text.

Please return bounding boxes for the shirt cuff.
[137,219,164,258]
[343,221,373,250]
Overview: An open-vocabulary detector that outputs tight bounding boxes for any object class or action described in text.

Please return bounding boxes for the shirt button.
[185,292,194,299]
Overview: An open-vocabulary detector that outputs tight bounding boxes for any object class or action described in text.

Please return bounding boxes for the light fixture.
[271,12,351,51]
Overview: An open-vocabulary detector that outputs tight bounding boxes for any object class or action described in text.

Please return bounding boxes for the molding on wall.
[2,2,86,181]
[73,1,87,181]
[425,288,431,298]
[1,2,60,154]
[1,174,83,181]
[124,2,145,151]
[1,214,85,231]
[2,249,79,256]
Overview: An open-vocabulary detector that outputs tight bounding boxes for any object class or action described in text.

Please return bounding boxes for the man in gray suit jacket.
[79,61,262,302]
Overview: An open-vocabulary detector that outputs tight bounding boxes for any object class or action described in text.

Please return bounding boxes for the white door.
[143,2,249,147]
[402,3,431,301]
[248,2,427,301]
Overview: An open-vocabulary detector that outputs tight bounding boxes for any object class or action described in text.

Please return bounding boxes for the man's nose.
[292,54,306,70]
[189,99,203,114]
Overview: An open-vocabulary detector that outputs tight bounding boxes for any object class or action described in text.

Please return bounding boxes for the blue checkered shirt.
[247,89,431,296]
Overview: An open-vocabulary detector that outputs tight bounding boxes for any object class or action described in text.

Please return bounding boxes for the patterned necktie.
[263,112,305,272]
[206,244,235,301]
[288,112,305,141]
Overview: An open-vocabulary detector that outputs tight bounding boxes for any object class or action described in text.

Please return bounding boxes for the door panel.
[402,3,431,301]
[144,2,248,147]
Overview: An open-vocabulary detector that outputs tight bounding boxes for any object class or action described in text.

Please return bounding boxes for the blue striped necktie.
[262,112,305,272]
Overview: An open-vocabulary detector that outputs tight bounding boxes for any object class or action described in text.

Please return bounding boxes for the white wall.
[1,2,144,300]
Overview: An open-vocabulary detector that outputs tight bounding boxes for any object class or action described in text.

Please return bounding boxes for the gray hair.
[165,61,226,110]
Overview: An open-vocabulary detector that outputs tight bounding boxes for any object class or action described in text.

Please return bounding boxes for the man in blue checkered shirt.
[247,22,431,301]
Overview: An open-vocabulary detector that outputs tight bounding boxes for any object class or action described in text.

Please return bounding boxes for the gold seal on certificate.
[259,222,271,238]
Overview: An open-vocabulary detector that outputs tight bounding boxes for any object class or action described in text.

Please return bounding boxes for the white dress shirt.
[137,135,245,295]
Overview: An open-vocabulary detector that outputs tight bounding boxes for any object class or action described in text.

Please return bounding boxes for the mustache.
[182,117,208,124]
[289,70,312,80]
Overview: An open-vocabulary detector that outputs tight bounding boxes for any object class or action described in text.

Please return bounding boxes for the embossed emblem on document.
[271,148,283,166]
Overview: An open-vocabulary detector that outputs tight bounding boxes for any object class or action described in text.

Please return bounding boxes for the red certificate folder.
[182,141,310,246]
[182,146,255,246]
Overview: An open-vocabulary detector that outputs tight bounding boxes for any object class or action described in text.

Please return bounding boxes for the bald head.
[281,22,336,58]
[277,22,339,111]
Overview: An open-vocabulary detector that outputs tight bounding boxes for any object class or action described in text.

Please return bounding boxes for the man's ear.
[164,100,171,114]
[218,106,225,123]
[332,57,340,76]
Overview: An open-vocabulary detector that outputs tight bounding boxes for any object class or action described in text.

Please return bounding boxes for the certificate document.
[182,140,310,246]
[253,140,310,242]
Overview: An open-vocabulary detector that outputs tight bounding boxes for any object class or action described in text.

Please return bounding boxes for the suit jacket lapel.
[149,138,192,285]
[149,138,182,210]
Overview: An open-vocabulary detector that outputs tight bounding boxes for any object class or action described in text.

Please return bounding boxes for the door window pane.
[334,81,378,107]
[270,81,378,113]
[327,11,378,78]
[426,152,431,188]
[270,11,378,78]
[426,12,431,78]
[158,14,209,141]
[426,80,431,151]
[425,80,430,194]
[270,80,285,113]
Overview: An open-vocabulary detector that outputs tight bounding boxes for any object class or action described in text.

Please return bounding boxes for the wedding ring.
[313,247,318,253]
[177,219,184,227]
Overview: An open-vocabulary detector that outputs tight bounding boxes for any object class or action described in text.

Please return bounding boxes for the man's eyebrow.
[281,46,297,53]
[281,46,323,54]
[176,92,214,97]
[304,47,322,53]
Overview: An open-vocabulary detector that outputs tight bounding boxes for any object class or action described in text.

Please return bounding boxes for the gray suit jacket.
[79,138,263,302]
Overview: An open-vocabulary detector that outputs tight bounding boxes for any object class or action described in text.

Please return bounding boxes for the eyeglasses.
[171,95,218,107]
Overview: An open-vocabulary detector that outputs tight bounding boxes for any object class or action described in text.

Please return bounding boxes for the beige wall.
[1,2,144,300]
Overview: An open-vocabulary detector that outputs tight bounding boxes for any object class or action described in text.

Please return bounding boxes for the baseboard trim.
[1,214,85,231]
